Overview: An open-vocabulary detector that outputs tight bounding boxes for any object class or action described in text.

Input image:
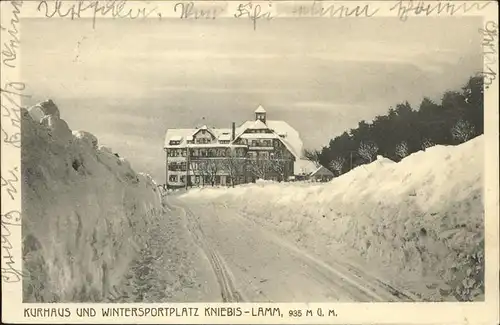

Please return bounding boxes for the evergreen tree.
[317,75,484,176]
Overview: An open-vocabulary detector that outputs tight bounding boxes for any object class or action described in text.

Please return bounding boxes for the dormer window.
[168,135,183,146]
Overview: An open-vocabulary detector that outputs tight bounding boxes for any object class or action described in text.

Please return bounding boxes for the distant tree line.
[304,75,484,176]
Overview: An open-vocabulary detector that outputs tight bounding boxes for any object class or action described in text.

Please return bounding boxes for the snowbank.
[22,100,162,302]
[182,137,484,301]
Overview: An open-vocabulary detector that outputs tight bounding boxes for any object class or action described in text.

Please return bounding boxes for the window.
[169,175,178,182]
[180,175,186,183]
[169,149,181,157]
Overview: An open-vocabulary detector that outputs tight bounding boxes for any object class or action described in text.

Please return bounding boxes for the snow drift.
[182,136,484,301]
[21,100,162,302]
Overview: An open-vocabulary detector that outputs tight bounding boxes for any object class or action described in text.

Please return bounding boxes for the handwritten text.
[1,210,24,283]
[0,1,22,69]
[174,2,225,20]
[291,1,379,18]
[1,82,27,149]
[479,21,498,90]
[1,167,19,201]
[37,0,162,29]
[390,1,492,21]
[234,2,273,30]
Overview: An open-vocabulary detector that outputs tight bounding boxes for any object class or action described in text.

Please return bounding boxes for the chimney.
[231,122,236,141]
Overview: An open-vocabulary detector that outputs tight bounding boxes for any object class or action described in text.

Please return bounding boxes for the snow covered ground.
[181,136,484,301]
[21,100,170,302]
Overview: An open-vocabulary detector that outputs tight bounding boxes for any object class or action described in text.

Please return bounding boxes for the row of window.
[169,174,186,183]
[167,149,187,157]
[192,148,230,157]
[250,139,273,147]
[167,151,289,162]
[168,174,248,185]
[246,129,271,134]
[168,162,187,171]
[168,161,223,171]
[195,138,212,144]
[168,156,291,172]
[248,151,271,159]
[167,148,246,158]
[169,139,280,150]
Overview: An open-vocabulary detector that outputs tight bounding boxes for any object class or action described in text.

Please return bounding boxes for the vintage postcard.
[1,0,499,324]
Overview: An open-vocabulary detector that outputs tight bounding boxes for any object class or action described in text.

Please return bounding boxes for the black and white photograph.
[1,0,498,323]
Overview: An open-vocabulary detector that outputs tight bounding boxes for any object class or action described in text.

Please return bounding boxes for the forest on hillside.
[305,75,484,176]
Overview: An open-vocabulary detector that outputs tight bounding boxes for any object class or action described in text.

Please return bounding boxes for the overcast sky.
[21,17,483,182]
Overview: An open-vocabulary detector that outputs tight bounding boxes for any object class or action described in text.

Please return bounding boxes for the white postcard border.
[1,1,498,324]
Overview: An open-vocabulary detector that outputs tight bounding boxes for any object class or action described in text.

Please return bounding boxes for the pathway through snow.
[168,196,417,302]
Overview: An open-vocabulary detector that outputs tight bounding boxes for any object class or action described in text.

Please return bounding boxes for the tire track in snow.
[166,198,244,302]
[226,205,417,302]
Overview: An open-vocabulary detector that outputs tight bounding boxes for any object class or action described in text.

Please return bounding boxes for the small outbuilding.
[309,165,334,182]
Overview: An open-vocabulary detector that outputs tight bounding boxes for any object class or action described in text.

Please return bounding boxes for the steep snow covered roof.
[240,133,279,139]
[295,159,319,175]
[218,133,232,141]
[236,120,303,156]
[169,135,183,142]
[165,128,234,147]
[310,165,334,177]
[165,108,304,162]
[255,105,266,113]
[165,129,194,147]
[247,120,268,129]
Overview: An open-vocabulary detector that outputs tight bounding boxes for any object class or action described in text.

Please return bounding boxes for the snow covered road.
[166,196,418,302]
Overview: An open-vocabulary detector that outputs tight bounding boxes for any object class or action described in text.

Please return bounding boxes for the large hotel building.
[163,105,315,188]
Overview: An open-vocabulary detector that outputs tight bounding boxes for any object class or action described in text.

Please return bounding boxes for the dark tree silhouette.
[316,75,484,176]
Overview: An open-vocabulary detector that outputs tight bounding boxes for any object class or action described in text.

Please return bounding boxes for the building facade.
[164,105,310,189]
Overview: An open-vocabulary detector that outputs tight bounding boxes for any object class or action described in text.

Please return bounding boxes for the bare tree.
[247,157,274,180]
[303,148,321,167]
[421,138,434,151]
[196,160,221,186]
[191,161,208,186]
[221,148,245,187]
[358,141,379,163]
[451,119,476,143]
[329,157,345,176]
[268,151,289,182]
[395,141,409,159]
[207,160,222,186]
